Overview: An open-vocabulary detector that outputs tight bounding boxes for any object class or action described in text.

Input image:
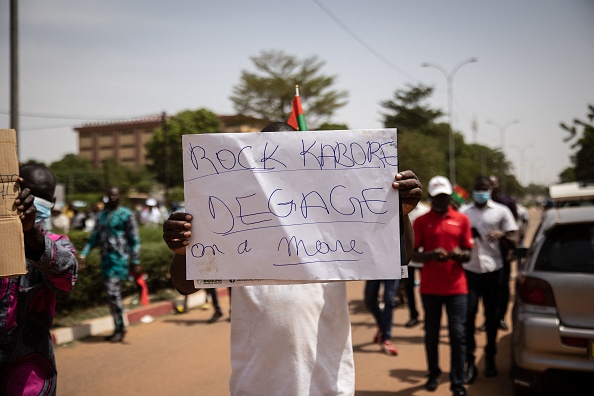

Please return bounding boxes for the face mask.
[33,197,53,225]
[472,190,491,205]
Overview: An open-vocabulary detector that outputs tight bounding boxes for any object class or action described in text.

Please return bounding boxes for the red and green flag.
[452,184,469,205]
[287,85,308,131]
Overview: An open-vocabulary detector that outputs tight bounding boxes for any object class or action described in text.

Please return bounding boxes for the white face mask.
[33,197,54,225]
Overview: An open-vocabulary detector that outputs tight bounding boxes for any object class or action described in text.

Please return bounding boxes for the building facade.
[75,114,268,169]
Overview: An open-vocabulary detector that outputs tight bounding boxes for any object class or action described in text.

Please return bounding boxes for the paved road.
[55,209,541,395]
[54,282,512,395]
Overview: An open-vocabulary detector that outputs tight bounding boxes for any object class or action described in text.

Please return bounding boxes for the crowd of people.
[357,172,522,396]
[1,122,527,396]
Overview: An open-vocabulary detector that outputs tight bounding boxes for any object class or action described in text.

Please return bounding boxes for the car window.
[535,223,594,273]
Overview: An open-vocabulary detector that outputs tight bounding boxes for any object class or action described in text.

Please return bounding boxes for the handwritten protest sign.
[182,129,403,283]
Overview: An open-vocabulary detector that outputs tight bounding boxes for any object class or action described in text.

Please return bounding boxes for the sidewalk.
[51,289,222,345]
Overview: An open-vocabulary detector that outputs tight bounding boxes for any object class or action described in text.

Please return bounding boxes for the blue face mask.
[472,190,491,205]
[33,197,53,225]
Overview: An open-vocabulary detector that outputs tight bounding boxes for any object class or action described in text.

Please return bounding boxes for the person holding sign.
[0,163,78,395]
[163,122,422,396]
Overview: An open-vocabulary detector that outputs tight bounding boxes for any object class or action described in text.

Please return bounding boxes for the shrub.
[55,226,175,316]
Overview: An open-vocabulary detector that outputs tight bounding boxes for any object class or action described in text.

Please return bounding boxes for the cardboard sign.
[182,129,403,284]
[0,129,26,277]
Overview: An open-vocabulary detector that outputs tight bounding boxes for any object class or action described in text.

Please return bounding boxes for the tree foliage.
[229,50,349,127]
[380,84,443,134]
[146,108,221,188]
[380,84,448,195]
[561,104,594,182]
[380,83,522,198]
[49,154,101,194]
[318,122,349,130]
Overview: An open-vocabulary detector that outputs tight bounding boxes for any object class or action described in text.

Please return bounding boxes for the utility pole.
[161,112,169,205]
[422,57,478,185]
[10,0,19,154]
[486,119,520,194]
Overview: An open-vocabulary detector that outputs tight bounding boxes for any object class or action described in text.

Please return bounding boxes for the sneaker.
[381,340,398,356]
[207,311,223,324]
[373,328,382,344]
[484,357,498,377]
[424,374,440,391]
[452,387,467,396]
[105,329,126,343]
[405,318,419,328]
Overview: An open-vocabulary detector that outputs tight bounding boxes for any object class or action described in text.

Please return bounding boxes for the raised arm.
[392,170,423,264]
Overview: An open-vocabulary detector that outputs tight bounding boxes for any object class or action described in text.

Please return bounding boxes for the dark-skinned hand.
[13,177,36,233]
[391,170,423,215]
[163,212,193,255]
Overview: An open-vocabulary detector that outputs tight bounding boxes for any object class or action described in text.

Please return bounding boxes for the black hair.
[19,163,56,202]
[473,175,492,190]
[260,122,297,132]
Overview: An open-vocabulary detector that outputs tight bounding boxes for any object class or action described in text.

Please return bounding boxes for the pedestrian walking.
[460,175,518,383]
[79,186,142,342]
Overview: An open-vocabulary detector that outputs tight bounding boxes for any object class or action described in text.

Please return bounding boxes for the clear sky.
[1,0,593,186]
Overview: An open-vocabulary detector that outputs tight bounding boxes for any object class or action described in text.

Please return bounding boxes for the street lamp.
[422,57,478,185]
[511,145,533,186]
[486,119,519,193]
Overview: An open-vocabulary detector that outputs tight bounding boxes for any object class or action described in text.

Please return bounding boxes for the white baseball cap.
[428,176,453,197]
[146,198,157,206]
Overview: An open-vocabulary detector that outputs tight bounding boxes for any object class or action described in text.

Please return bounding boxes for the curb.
[51,292,207,346]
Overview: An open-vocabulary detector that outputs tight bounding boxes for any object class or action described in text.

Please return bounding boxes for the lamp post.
[422,57,478,185]
[511,145,533,186]
[486,119,519,194]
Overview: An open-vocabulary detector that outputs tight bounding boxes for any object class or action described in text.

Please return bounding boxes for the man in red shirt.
[413,176,474,396]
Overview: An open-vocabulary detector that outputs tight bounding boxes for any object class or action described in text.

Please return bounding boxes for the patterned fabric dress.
[81,206,140,333]
[81,206,140,279]
[0,231,78,396]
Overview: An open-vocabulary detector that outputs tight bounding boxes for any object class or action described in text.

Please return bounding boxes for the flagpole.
[287,84,307,131]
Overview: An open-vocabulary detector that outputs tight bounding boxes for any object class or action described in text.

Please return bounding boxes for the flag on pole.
[287,85,308,131]
[452,184,469,205]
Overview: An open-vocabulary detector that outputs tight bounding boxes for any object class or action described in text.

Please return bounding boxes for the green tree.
[49,154,101,194]
[380,84,448,192]
[561,104,594,182]
[146,108,221,188]
[99,158,134,193]
[379,83,522,198]
[229,50,348,127]
[318,122,349,130]
[380,84,443,134]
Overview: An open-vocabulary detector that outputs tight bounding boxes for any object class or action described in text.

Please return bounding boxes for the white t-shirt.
[229,283,355,396]
[460,200,518,273]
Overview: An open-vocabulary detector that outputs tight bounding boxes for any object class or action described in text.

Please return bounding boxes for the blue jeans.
[364,279,399,342]
[421,293,467,390]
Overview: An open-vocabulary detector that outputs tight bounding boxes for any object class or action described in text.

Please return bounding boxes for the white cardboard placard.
[182,129,402,283]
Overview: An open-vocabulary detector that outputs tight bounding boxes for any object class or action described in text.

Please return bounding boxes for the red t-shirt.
[413,207,474,295]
